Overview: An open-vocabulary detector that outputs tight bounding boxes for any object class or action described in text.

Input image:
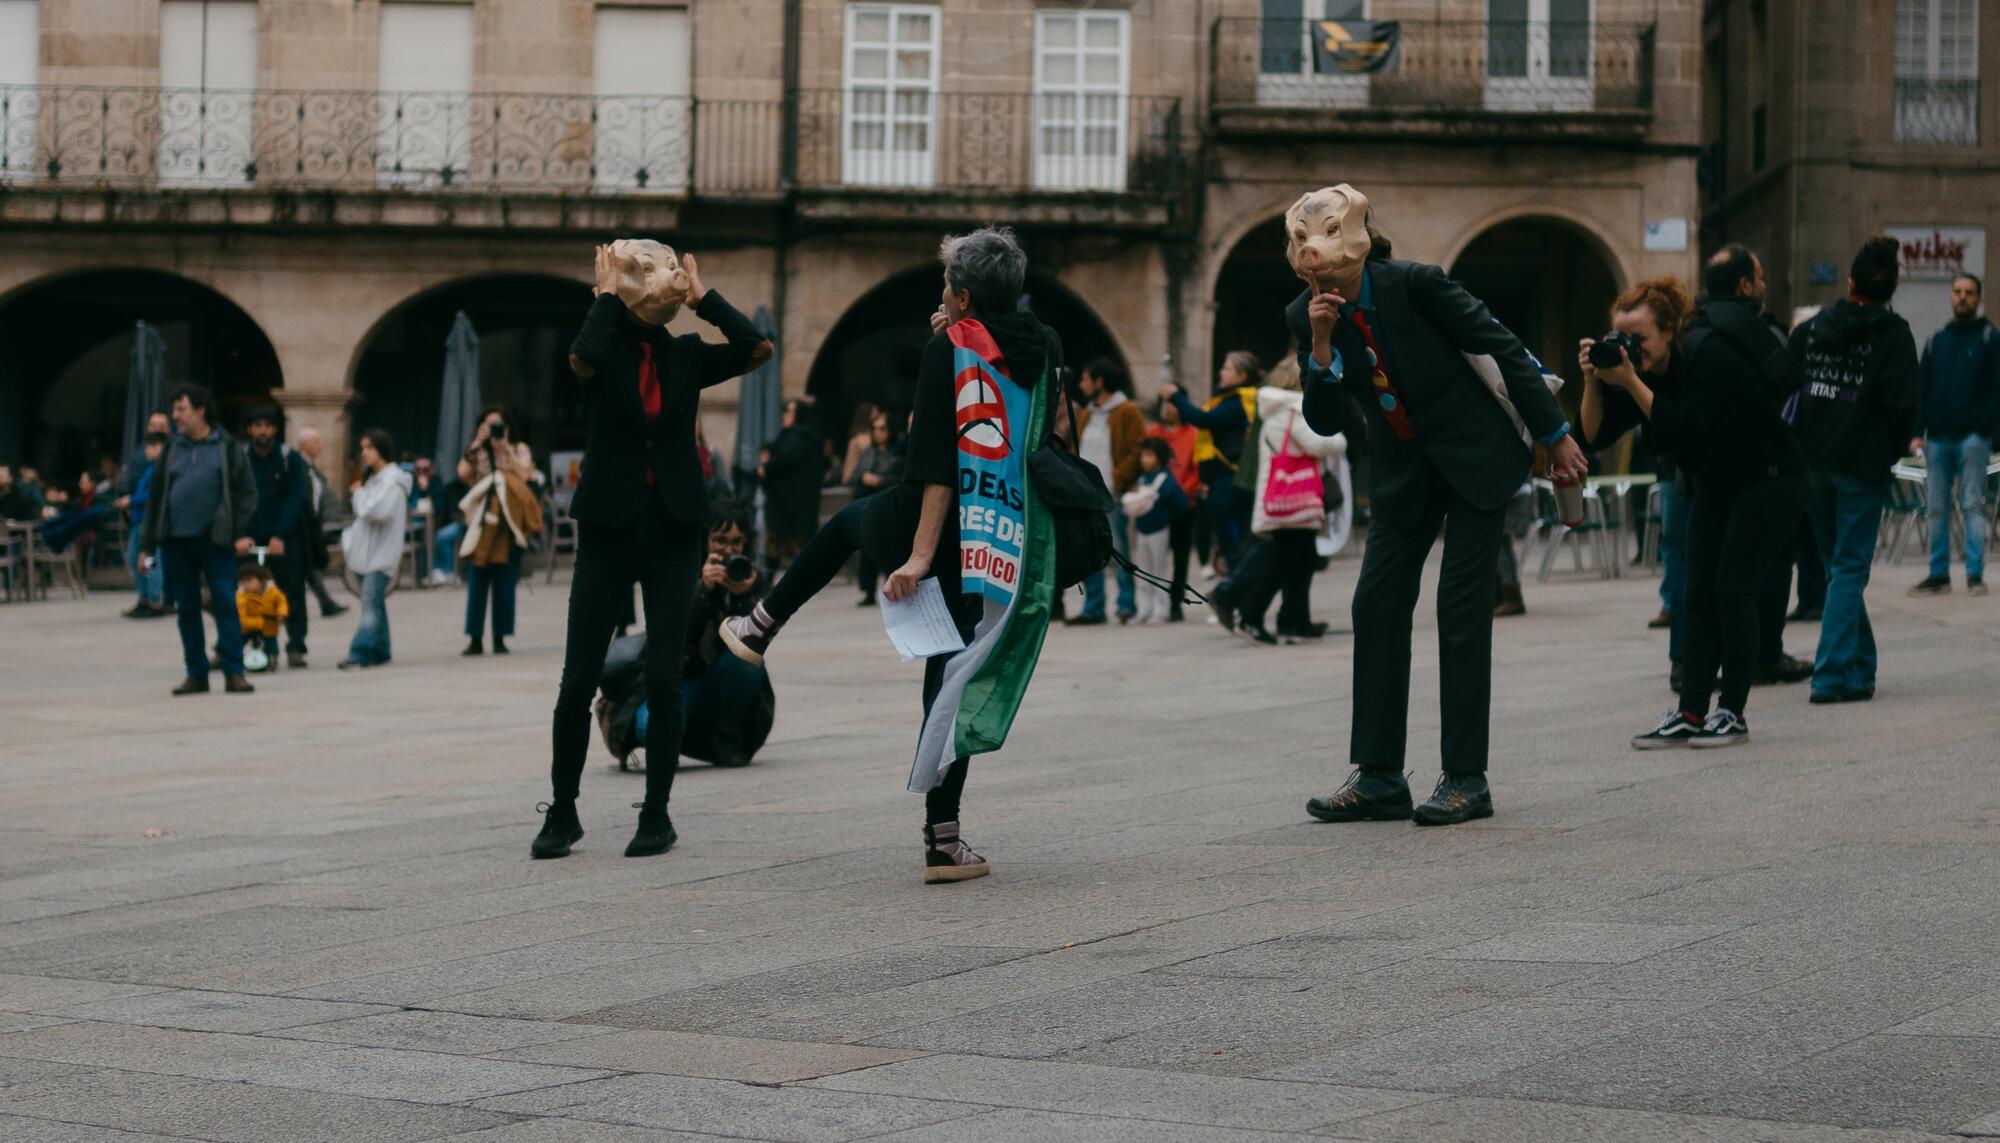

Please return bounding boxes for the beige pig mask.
[609,239,692,326]
[1284,185,1374,292]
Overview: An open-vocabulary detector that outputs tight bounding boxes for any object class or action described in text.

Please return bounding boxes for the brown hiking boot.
[922,820,990,884]
[171,676,210,696]
[223,674,256,694]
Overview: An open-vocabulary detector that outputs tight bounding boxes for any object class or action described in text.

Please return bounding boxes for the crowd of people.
[9,192,1993,880]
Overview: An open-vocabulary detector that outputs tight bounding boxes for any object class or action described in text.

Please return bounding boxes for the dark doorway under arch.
[804,267,1126,447]
[1210,217,1301,385]
[351,275,594,467]
[1450,218,1621,423]
[0,270,283,478]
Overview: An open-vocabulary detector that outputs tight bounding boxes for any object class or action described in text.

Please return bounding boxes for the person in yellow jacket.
[234,562,289,662]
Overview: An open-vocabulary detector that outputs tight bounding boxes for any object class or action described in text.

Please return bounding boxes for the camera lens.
[724,554,755,582]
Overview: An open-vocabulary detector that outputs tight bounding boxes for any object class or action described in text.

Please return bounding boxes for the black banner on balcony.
[1311,20,1400,75]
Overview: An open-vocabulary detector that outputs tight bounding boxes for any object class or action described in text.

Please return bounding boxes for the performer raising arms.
[1283,186,1589,826]
[720,227,1062,883]
[532,241,771,860]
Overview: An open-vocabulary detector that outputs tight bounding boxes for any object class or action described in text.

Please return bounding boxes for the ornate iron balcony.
[1210,18,1655,121]
[0,85,1182,200]
[1893,78,1980,146]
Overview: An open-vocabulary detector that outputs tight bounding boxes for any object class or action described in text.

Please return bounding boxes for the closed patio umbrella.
[436,311,481,465]
[123,320,166,458]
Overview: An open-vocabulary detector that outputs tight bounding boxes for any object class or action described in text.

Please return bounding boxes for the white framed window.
[1485,0,1594,113]
[0,0,38,182]
[158,1,259,186]
[1035,10,1129,191]
[843,3,938,188]
[376,2,474,186]
[593,6,692,193]
[1895,0,1979,144]
[1256,0,1371,110]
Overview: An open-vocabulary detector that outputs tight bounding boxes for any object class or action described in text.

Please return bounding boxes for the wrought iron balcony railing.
[1210,18,1655,120]
[0,85,1183,201]
[1893,78,1980,146]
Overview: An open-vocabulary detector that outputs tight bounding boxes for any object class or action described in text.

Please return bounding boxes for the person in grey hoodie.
[140,384,260,696]
[1788,236,1919,704]
[1906,273,1999,597]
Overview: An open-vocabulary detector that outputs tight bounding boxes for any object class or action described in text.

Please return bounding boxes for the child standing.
[235,562,289,664]
[1121,439,1189,624]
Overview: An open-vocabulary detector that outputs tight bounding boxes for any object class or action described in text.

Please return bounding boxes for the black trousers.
[1167,512,1193,620]
[1679,475,1808,719]
[262,547,309,653]
[1351,466,1505,775]
[1238,528,1317,631]
[550,504,704,806]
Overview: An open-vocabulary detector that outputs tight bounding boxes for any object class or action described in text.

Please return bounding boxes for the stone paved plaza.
[3,552,1999,1142]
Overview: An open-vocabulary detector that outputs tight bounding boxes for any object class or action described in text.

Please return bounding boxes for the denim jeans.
[1925,433,1990,579]
[434,521,464,578]
[1808,472,1886,696]
[126,526,163,606]
[1658,478,1692,664]
[348,571,392,665]
[161,538,244,678]
[465,548,520,639]
[1079,507,1135,619]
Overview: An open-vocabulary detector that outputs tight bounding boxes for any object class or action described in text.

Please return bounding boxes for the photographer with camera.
[1587,251,1806,751]
[457,407,540,657]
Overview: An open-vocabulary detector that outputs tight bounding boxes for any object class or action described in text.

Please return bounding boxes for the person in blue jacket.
[1122,439,1190,624]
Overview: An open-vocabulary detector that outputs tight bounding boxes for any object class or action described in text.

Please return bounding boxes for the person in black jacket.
[1906,273,1998,597]
[530,241,771,860]
[1280,186,1589,827]
[1791,236,1919,704]
[1584,257,1807,750]
[242,407,312,667]
[759,399,826,570]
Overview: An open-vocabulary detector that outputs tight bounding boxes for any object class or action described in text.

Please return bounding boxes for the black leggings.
[1238,529,1317,631]
[550,505,704,807]
[1679,475,1808,718]
[762,486,969,824]
[1167,512,1193,619]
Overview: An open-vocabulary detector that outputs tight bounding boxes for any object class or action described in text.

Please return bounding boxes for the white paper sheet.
[881,577,967,662]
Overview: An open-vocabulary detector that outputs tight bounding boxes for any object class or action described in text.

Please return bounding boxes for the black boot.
[1413,773,1494,827]
[530,800,583,859]
[463,637,484,657]
[1306,769,1413,822]
[492,636,509,655]
[625,803,677,857]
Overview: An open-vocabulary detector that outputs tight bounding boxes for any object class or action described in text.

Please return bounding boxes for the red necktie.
[1347,309,1416,442]
[639,342,661,485]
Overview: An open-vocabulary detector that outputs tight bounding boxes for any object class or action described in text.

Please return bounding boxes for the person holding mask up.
[1589,253,1807,751]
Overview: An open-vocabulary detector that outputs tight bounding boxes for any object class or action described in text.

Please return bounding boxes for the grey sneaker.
[1968,577,1989,598]
[922,820,990,884]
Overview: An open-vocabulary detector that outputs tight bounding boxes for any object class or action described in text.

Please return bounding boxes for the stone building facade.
[1703,0,1996,339]
[2,0,1702,482]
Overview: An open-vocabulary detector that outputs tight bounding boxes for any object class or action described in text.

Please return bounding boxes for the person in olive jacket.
[531,241,771,861]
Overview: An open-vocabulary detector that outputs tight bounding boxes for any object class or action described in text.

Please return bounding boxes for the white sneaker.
[1689,708,1750,748]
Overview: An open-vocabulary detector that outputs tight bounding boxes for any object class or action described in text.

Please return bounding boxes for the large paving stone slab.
[0,1115,191,1142]
[0,973,166,1012]
[0,1067,516,1142]
[1320,1096,1964,1142]
[45,987,393,1032]
[806,1053,1433,1132]
[271,1009,620,1055]
[1436,922,1734,965]
[492,1028,924,1083]
[428,1122,743,1143]
[1695,1033,2000,1132]
[1885,991,2000,1039]
[861,1107,1335,1142]
[472,1072,988,1141]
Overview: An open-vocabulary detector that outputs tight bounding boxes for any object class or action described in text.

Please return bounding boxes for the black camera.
[1588,331,1642,370]
[723,554,756,583]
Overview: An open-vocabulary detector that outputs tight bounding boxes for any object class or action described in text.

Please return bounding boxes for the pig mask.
[608,239,691,326]
[1284,185,1373,292]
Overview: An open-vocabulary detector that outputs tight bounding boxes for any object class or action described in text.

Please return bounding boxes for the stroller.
[595,631,775,771]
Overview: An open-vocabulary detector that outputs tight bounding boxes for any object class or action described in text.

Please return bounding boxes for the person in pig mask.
[530,239,773,861]
[1283,185,1588,827]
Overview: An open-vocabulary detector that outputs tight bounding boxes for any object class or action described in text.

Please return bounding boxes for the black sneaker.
[530,801,583,859]
[1632,709,1702,750]
[1213,598,1238,632]
[1689,708,1749,748]
[1908,574,1952,597]
[1307,769,1414,823]
[321,602,350,618]
[1412,773,1493,826]
[625,803,677,857]
[1809,687,1875,705]
[1238,624,1278,646]
[1276,622,1329,642]
[718,615,771,666]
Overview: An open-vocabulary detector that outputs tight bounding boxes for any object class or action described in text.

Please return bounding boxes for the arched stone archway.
[0,268,284,476]
[348,274,594,468]
[802,266,1127,443]
[1208,215,1300,383]
[1449,216,1622,408]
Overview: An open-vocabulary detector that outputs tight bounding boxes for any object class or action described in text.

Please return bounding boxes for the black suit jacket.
[1291,259,1566,524]
[567,290,768,527]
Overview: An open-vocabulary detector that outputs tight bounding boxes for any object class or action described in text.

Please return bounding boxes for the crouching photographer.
[597,503,775,770]
[1585,249,1807,752]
